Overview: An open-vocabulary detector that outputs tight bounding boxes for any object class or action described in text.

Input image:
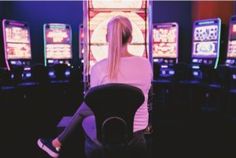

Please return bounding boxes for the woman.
[37,15,153,158]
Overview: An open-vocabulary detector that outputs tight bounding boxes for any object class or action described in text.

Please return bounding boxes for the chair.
[83,83,145,158]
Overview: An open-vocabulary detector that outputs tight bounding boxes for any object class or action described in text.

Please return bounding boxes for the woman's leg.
[56,102,94,143]
[38,102,94,158]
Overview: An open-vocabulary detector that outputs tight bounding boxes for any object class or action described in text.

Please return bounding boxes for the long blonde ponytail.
[107,16,132,80]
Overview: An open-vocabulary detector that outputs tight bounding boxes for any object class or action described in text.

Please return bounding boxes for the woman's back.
[90,56,153,132]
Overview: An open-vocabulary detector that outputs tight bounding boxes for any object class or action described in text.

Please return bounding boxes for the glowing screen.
[90,0,145,9]
[3,20,31,59]
[227,19,236,58]
[44,24,72,59]
[192,19,220,58]
[153,23,178,58]
[88,11,147,68]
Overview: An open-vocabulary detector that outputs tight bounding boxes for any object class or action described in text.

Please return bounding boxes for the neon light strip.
[197,21,215,25]
[214,18,221,69]
[43,24,47,66]
[2,19,10,70]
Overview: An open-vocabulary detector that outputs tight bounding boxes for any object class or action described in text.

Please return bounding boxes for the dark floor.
[1,83,236,158]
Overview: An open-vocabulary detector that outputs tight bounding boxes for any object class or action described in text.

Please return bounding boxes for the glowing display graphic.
[153,23,178,58]
[44,24,72,59]
[3,21,31,59]
[192,23,220,58]
[89,11,147,67]
[90,0,144,9]
[227,22,236,58]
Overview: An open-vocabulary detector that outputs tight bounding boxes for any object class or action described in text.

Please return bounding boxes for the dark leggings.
[58,102,94,143]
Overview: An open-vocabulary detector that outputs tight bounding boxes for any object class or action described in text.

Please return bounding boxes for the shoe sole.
[37,139,59,158]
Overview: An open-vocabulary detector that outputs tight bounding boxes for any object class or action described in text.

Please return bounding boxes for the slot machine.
[226,15,236,67]
[191,18,222,80]
[83,0,152,90]
[152,22,179,80]
[2,19,32,81]
[43,23,72,81]
[224,15,236,121]
[222,15,236,88]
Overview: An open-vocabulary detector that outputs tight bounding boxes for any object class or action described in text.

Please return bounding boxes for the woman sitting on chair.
[37,15,153,158]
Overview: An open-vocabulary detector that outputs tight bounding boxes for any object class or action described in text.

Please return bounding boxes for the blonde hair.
[107,16,132,80]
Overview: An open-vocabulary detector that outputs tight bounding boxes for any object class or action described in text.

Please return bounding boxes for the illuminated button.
[11,61,17,64]
[153,58,158,62]
[233,74,236,80]
[48,60,54,63]
[26,73,32,78]
[226,59,231,64]
[169,70,175,75]
[49,71,55,77]
[192,65,200,69]
[192,59,198,63]
[161,65,168,68]
[65,70,70,76]
[193,71,199,76]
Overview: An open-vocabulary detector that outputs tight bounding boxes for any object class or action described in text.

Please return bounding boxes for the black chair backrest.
[84,83,145,143]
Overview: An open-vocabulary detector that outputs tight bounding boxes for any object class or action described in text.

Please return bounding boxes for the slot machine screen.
[44,24,72,59]
[3,19,31,59]
[227,17,236,58]
[87,0,148,70]
[192,19,221,58]
[153,23,178,58]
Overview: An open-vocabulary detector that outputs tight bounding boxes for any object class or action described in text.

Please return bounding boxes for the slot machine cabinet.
[43,23,73,81]
[226,15,236,67]
[152,22,179,80]
[191,18,222,80]
[79,24,84,60]
[2,19,32,82]
[220,15,236,89]
[78,24,84,72]
[83,0,152,91]
[222,15,236,123]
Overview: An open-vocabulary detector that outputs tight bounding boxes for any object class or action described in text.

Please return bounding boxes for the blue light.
[198,21,215,25]
[161,65,168,68]
[233,74,236,80]
[65,70,70,76]
[193,71,199,76]
[192,65,200,69]
[49,71,55,77]
[26,73,32,78]
[153,59,158,62]
[192,59,198,63]
[48,60,54,63]
[169,70,175,75]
